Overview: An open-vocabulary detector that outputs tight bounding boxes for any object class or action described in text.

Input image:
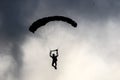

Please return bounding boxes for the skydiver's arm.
[49,50,52,57]
[56,49,58,57]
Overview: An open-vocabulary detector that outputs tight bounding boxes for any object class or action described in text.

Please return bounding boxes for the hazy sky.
[0,0,120,80]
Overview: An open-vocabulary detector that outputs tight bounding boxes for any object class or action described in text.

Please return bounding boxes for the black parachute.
[29,16,77,33]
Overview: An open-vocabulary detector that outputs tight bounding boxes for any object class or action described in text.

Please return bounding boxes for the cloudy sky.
[0,0,120,80]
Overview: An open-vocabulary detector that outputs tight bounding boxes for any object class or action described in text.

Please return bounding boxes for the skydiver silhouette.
[49,49,58,69]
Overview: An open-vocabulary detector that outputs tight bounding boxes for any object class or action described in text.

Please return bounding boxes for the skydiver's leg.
[54,61,57,69]
[52,61,54,67]
[52,61,56,68]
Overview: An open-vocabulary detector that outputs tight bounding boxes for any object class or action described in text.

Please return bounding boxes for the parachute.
[29,16,77,33]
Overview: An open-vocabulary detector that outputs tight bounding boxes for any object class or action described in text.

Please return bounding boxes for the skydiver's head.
[52,54,55,57]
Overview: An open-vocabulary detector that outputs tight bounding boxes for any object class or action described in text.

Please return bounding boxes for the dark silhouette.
[49,49,58,69]
[29,16,77,33]
[28,16,77,70]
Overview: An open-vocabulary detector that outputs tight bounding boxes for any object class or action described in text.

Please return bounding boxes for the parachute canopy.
[29,16,77,33]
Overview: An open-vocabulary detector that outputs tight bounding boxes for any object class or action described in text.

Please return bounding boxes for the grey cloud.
[39,0,120,20]
[0,0,39,79]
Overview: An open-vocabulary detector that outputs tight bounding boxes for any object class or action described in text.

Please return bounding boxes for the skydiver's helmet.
[52,54,55,57]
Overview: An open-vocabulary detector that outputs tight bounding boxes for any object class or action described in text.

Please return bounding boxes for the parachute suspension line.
[29,15,77,50]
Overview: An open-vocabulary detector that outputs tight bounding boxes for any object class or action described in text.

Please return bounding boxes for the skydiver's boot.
[54,66,57,69]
